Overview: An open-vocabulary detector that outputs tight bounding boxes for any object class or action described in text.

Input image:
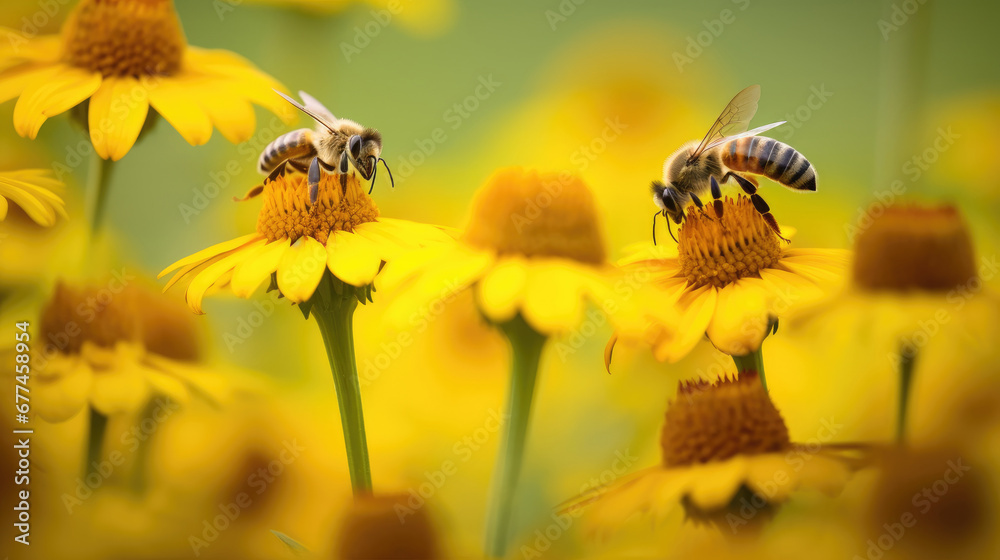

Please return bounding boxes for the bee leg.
[689,192,704,211]
[307,157,322,204]
[710,176,724,218]
[339,151,350,174]
[729,173,788,241]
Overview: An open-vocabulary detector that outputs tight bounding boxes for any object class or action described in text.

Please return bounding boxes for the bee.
[256,90,393,204]
[651,85,817,244]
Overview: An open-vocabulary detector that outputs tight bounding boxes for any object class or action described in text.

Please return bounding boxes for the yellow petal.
[159,233,261,278]
[90,367,151,416]
[197,85,256,143]
[148,77,213,145]
[655,286,717,362]
[277,236,328,302]
[705,281,770,356]
[326,230,383,287]
[744,453,797,503]
[142,367,191,406]
[88,77,149,161]
[33,358,92,423]
[376,244,452,292]
[0,175,60,226]
[687,457,748,510]
[0,63,60,104]
[521,261,589,334]
[230,239,290,297]
[186,239,266,314]
[13,67,101,138]
[476,256,527,324]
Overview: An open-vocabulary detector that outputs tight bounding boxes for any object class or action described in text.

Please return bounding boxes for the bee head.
[348,128,383,180]
[651,180,683,222]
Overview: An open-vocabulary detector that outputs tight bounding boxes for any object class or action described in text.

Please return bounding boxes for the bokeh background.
[2,0,1000,558]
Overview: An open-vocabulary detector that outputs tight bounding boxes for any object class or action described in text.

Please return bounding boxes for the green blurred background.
[2,0,1000,558]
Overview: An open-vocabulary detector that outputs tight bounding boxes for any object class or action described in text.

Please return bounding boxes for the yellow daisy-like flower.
[612,196,848,362]
[379,167,643,335]
[34,280,230,423]
[159,171,453,313]
[0,168,66,226]
[244,0,455,36]
[0,0,294,160]
[575,372,854,536]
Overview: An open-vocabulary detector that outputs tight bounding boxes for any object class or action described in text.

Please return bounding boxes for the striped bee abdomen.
[258,128,315,174]
[720,136,817,191]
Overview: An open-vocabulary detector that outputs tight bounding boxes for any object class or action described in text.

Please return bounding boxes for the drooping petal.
[159,233,262,278]
[88,77,150,161]
[686,456,749,510]
[186,239,266,313]
[13,67,102,138]
[326,230,384,287]
[196,84,256,143]
[230,239,290,297]
[277,236,328,302]
[521,261,589,334]
[476,256,527,324]
[148,76,214,146]
[705,281,771,356]
[33,358,93,423]
[654,286,717,362]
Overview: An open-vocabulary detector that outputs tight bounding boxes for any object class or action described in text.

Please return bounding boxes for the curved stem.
[312,282,372,496]
[895,345,918,444]
[732,346,767,392]
[484,315,547,559]
[85,153,114,233]
[85,407,108,479]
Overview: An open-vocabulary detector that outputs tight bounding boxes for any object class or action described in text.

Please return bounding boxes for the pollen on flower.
[255,172,379,245]
[852,205,977,292]
[660,371,790,467]
[62,0,186,77]
[39,281,200,360]
[677,196,782,289]
[463,167,607,264]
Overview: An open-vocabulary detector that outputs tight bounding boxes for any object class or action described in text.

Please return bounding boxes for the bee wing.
[298,90,337,122]
[687,85,761,162]
[703,121,786,151]
[273,89,338,133]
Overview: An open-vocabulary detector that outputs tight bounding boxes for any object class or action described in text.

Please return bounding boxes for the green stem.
[85,407,108,479]
[895,345,918,444]
[732,346,767,393]
[129,399,159,494]
[85,152,114,233]
[484,315,547,559]
[312,285,372,496]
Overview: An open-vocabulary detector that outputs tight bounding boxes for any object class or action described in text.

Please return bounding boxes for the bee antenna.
[378,158,394,189]
[368,156,378,195]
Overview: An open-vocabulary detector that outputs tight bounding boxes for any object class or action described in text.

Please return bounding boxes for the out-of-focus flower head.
[0,0,296,160]
[241,0,455,36]
[34,278,231,422]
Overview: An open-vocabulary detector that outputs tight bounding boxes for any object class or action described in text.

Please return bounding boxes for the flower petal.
[148,77,214,146]
[654,285,717,362]
[230,239,290,297]
[521,261,589,334]
[159,233,261,279]
[706,281,771,356]
[686,456,748,510]
[197,85,256,143]
[326,230,383,287]
[477,256,527,324]
[33,358,92,423]
[277,236,328,302]
[13,67,102,138]
[88,77,150,161]
[186,239,266,313]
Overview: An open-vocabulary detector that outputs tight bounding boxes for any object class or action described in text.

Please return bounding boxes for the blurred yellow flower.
[243,0,455,36]
[160,172,453,312]
[610,196,848,364]
[34,280,230,422]
[0,0,295,161]
[380,167,646,335]
[575,372,854,536]
[0,167,65,226]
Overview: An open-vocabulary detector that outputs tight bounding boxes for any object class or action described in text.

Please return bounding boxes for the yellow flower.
[34,280,230,422]
[575,372,854,536]
[0,168,66,226]
[783,204,1000,443]
[379,167,644,335]
[612,196,848,362]
[243,0,455,35]
[159,171,453,313]
[0,0,294,160]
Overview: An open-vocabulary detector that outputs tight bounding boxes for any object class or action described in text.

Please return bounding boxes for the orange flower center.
[39,281,199,361]
[678,196,782,289]
[852,205,976,292]
[62,0,186,77]
[660,372,790,467]
[255,172,379,245]
[463,167,607,264]
[337,494,438,559]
